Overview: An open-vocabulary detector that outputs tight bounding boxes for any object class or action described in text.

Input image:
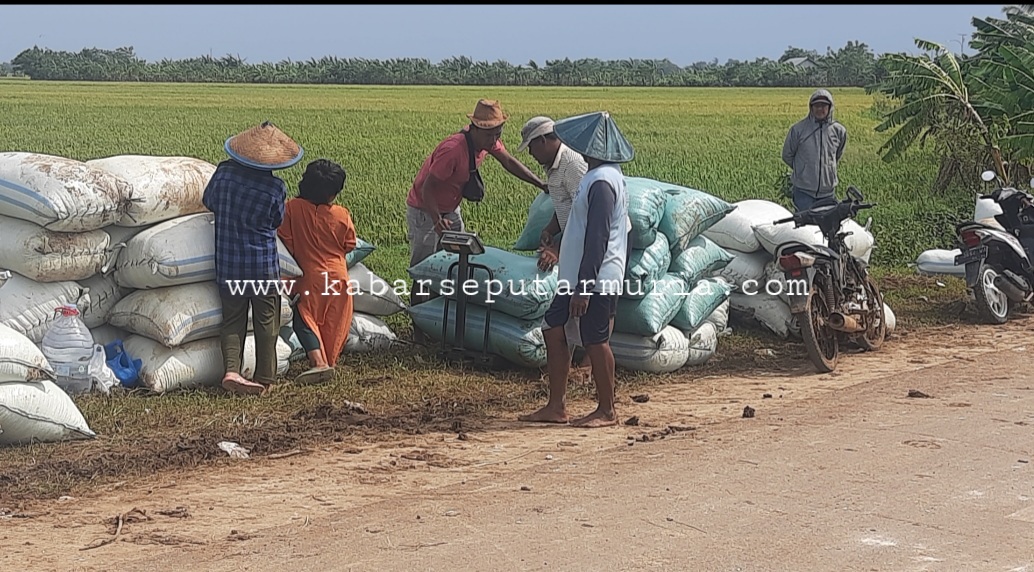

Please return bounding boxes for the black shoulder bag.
[461,129,485,203]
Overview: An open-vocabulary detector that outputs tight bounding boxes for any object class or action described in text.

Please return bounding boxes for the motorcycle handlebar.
[773,216,795,225]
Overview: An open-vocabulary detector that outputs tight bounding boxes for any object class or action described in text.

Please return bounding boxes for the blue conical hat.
[552,111,634,163]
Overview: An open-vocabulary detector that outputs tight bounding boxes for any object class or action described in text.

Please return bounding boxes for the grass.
[0,81,973,286]
[0,81,984,501]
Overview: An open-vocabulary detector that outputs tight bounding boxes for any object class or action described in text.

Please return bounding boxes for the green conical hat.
[552,111,634,163]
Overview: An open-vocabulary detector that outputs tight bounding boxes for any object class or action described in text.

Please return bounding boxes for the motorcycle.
[954,170,1034,324]
[771,186,886,373]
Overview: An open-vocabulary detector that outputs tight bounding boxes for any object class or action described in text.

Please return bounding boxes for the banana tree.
[866,38,1008,184]
[970,11,1034,174]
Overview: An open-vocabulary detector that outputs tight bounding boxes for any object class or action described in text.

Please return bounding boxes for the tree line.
[5,41,885,87]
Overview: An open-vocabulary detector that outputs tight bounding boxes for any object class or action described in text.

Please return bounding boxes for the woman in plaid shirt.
[202,121,304,396]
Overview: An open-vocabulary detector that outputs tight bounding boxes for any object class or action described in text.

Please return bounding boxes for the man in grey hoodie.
[781,89,848,212]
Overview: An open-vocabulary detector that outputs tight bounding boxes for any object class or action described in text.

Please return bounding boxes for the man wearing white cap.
[516,116,588,272]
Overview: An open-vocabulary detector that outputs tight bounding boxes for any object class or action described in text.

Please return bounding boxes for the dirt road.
[4,319,1033,571]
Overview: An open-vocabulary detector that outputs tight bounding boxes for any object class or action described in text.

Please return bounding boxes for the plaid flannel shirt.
[202,160,286,291]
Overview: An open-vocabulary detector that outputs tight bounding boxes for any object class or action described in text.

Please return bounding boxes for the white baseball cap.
[517,116,555,152]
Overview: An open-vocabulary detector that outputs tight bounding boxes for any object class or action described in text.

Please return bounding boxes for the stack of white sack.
[512,177,738,374]
[69,156,278,394]
[915,196,1003,278]
[702,198,895,338]
[407,246,558,369]
[0,152,135,345]
[0,152,141,399]
[1,311,96,445]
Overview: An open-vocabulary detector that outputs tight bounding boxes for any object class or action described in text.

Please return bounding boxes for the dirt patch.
[0,401,468,505]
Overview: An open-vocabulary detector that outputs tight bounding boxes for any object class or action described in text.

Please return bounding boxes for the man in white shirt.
[516,116,588,272]
[518,116,596,376]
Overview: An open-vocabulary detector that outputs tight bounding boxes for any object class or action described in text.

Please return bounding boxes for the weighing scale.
[437,230,498,368]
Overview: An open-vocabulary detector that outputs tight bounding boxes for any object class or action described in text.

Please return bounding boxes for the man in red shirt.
[406,99,547,309]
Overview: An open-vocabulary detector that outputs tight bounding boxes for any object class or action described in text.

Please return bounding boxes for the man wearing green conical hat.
[519,111,634,429]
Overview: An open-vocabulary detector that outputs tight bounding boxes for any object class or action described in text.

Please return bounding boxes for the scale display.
[439,230,485,256]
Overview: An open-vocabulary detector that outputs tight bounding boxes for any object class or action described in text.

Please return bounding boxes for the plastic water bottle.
[41,304,96,395]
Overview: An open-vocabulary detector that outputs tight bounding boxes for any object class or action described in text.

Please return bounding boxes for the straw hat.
[467,99,509,129]
[224,121,304,170]
[553,111,634,163]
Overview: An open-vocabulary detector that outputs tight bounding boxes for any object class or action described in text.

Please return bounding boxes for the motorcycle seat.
[776,241,840,260]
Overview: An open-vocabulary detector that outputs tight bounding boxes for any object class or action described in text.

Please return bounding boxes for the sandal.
[221,372,266,395]
[294,366,335,386]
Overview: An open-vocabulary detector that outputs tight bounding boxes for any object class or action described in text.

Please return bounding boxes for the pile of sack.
[0,152,404,405]
[700,198,895,338]
[447,177,739,374]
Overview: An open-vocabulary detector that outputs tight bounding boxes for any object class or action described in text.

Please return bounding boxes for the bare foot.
[518,404,569,424]
[570,409,617,428]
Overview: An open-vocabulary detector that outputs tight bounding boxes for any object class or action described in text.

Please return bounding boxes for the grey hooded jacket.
[781,89,847,198]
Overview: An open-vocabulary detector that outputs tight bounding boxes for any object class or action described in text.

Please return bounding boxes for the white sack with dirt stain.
[115,212,302,290]
[0,273,84,343]
[681,321,719,366]
[610,325,690,374]
[77,273,130,329]
[711,249,771,291]
[123,333,290,393]
[345,312,398,353]
[0,378,97,445]
[0,324,95,445]
[753,220,824,256]
[0,322,55,383]
[85,155,216,227]
[730,292,800,340]
[107,282,293,347]
[0,152,132,232]
[101,224,155,273]
[0,215,112,282]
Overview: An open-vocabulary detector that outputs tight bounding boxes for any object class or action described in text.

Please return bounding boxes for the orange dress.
[277,198,357,366]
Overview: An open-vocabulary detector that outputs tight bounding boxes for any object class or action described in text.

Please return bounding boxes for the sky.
[0,5,1012,66]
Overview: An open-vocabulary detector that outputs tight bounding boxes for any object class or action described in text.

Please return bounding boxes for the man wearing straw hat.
[519,111,634,428]
[405,99,548,311]
[202,121,304,396]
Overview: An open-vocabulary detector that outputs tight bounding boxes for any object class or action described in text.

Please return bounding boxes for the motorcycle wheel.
[797,282,838,373]
[857,274,887,351]
[974,264,1009,324]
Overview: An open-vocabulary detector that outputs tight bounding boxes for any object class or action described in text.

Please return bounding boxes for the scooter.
[771,186,885,373]
[954,170,1034,324]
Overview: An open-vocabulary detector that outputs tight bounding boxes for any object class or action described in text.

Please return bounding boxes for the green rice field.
[0,79,971,289]
[0,79,983,498]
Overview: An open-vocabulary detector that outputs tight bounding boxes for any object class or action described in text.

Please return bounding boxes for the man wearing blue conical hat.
[519,111,634,429]
[202,121,304,396]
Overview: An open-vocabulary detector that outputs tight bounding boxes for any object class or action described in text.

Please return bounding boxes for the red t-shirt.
[406,127,506,213]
